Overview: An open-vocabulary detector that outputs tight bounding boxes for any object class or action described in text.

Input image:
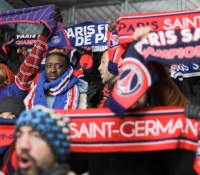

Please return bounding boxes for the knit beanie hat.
[0,96,25,117]
[15,105,70,163]
[0,63,14,85]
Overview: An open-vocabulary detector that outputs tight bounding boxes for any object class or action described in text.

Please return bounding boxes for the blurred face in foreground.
[16,126,56,175]
[98,51,116,84]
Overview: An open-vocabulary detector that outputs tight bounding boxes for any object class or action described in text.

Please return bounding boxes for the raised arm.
[15,7,63,90]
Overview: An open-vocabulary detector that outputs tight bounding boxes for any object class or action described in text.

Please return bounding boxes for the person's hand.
[108,19,119,32]
[53,7,63,23]
[185,104,200,119]
[41,7,63,37]
[133,26,154,41]
[87,82,98,107]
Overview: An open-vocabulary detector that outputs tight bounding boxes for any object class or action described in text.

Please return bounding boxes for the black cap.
[0,96,25,117]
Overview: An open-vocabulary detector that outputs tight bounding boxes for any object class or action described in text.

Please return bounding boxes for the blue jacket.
[0,82,27,100]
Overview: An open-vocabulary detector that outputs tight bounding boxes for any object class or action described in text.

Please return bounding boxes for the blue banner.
[65,21,108,52]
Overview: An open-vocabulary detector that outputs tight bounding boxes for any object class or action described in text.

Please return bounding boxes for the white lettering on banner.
[134,30,178,50]
[143,45,200,59]
[181,28,200,42]
[147,30,177,46]
[65,24,108,47]
[70,118,198,139]
[75,35,92,46]
[66,29,75,38]
[182,118,197,135]
[135,27,200,52]
[16,34,36,39]
[70,122,115,138]
[163,16,200,30]
[95,33,106,43]
[98,24,107,33]
[92,46,107,52]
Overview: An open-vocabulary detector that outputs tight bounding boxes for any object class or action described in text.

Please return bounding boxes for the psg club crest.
[51,35,62,44]
[112,57,152,110]
[109,29,120,48]
[117,63,142,95]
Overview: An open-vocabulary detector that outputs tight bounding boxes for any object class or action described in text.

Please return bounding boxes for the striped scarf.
[25,66,80,109]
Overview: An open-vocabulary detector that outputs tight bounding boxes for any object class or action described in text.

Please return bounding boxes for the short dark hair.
[46,48,70,66]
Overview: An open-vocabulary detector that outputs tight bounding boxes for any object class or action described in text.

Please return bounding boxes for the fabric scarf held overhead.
[0,4,70,49]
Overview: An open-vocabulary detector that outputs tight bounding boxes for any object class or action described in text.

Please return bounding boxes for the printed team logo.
[109,30,119,48]
[116,57,151,96]
[51,35,62,44]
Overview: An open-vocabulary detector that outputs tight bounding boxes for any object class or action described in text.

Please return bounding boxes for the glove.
[87,82,98,106]
[184,104,200,119]
[108,19,119,32]
[78,79,88,94]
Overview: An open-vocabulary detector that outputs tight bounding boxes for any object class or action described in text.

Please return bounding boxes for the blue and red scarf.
[108,9,200,117]
[0,4,70,49]
[107,9,200,75]
[25,67,80,109]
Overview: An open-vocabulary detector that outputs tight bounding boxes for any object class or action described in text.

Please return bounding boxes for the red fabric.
[15,35,47,90]
[107,30,126,75]
[1,106,200,174]
[98,84,109,108]
[79,54,93,70]
[0,64,14,85]
[116,9,200,45]
[73,69,84,78]
[1,141,16,175]
[194,122,200,174]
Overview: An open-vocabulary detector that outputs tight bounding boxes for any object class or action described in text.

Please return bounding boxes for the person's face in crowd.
[0,112,16,119]
[45,54,68,82]
[0,67,7,88]
[98,51,116,84]
[16,126,56,175]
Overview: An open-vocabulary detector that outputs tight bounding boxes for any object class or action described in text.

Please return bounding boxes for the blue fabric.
[141,29,200,65]
[0,82,27,100]
[171,63,200,80]
[108,97,126,117]
[7,159,15,175]
[0,5,69,48]
[65,21,108,52]
[108,28,200,117]
[33,67,79,108]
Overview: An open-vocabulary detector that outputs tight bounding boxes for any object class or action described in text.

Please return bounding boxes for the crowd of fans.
[0,4,200,175]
